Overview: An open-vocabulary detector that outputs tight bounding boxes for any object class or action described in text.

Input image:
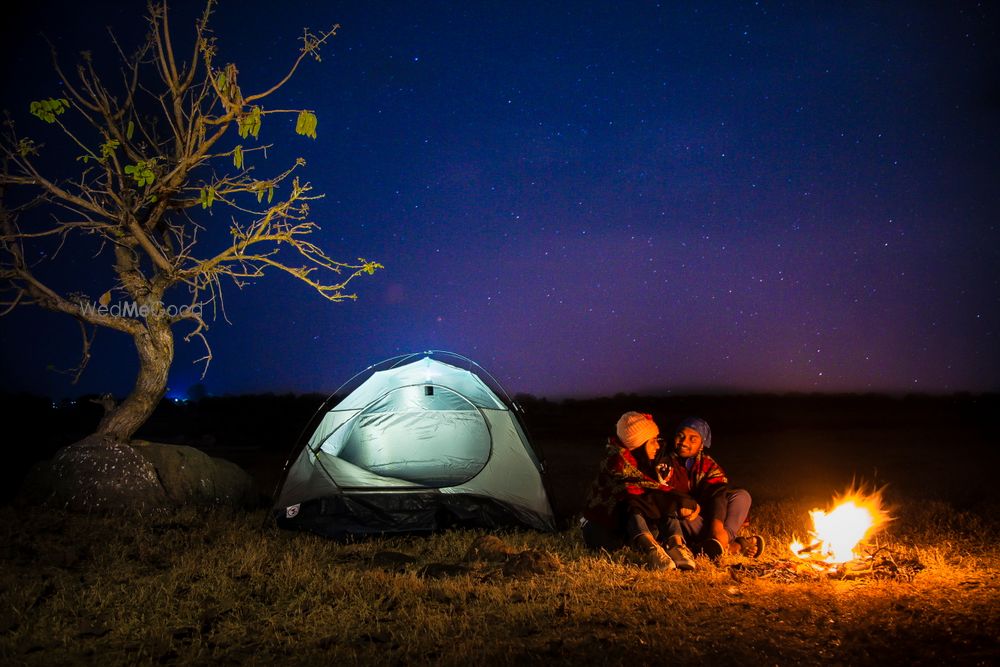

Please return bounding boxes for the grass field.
[1,396,998,665]
[1,501,996,665]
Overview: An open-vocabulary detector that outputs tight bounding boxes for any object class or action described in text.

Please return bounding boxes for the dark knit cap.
[676,416,712,449]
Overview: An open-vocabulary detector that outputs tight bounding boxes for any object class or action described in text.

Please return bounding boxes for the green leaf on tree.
[100,139,120,160]
[16,138,39,157]
[360,260,383,275]
[233,145,244,169]
[295,111,318,139]
[29,98,70,123]
[238,106,262,140]
[199,186,217,209]
[126,120,135,140]
[124,159,157,187]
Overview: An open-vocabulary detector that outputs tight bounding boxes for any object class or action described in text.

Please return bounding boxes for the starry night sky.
[1,1,997,399]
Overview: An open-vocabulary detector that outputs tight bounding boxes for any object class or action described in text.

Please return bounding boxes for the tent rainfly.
[274,354,556,537]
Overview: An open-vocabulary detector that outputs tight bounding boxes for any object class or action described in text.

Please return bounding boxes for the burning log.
[729,546,924,583]
[794,541,822,556]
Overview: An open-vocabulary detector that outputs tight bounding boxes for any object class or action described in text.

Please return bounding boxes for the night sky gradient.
[1,1,997,399]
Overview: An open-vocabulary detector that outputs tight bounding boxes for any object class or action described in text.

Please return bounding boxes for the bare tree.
[0,1,381,445]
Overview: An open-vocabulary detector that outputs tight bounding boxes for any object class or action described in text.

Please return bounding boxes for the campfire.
[789,486,891,572]
[730,487,923,583]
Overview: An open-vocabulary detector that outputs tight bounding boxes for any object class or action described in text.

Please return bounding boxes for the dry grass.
[3,408,997,664]
[1,497,998,666]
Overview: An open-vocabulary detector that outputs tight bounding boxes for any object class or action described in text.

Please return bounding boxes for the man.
[665,416,764,559]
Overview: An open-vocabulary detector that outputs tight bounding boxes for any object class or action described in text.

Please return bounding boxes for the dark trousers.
[581,490,682,550]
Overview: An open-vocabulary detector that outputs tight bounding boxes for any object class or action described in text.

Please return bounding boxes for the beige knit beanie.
[616,411,660,450]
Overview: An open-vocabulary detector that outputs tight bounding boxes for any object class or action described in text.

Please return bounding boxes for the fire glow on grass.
[790,487,891,568]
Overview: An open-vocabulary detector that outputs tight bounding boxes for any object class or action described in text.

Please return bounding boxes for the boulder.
[134,442,258,508]
[20,442,168,512]
[18,442,258,512]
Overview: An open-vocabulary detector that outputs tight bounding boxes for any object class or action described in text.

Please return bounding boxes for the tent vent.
[425,385,434,396]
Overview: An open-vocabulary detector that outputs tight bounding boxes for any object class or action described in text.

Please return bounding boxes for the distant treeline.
[2,390,996,504]
[0,392,328,451]
[4,390,997,451]
[513,392,1000,441]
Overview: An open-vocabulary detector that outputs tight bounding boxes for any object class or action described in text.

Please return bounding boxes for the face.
[625,436,657,452]
[674,427,704,458]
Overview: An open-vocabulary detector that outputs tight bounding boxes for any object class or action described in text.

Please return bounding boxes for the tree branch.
[159,1,182,87]
[244,25,340,103]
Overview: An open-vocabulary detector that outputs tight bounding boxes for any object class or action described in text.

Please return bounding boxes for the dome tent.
[274,352,556,537]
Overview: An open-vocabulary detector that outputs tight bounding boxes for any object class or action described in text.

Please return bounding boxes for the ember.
[790,487,891,570]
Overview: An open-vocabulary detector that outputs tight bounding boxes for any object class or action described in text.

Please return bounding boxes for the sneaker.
[664,543,697,571]
[642,542,677,571]
[634,531,675,571]
[732,535,765,559]
[701,538,725,560]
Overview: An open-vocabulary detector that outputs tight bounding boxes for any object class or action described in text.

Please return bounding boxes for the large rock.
[20,442,169,512]
[134,442,258,507]
[19,442,258,512]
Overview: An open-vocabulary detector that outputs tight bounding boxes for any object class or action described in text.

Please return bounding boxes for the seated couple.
[580,411,764,571]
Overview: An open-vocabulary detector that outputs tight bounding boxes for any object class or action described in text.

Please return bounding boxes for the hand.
[679,503,701,522]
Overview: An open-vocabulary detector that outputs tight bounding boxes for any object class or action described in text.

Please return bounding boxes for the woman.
[580,411,698,571]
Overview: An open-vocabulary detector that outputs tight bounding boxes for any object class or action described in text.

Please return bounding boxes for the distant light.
[165,388,189,403]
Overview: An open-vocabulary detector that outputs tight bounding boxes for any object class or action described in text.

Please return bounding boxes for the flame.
[789,487,890,567]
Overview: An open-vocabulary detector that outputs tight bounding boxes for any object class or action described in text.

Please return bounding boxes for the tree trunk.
[94,316,175,445]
